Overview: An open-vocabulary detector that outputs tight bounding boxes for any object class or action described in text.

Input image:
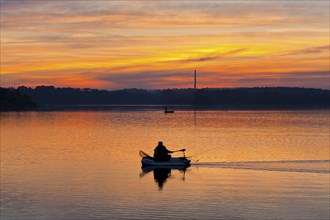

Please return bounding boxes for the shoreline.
[1,104,328,112]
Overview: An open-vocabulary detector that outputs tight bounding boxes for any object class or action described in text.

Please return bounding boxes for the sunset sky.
[1,0,329,89]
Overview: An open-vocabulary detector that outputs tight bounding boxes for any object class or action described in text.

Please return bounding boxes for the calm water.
[1,109,329,220]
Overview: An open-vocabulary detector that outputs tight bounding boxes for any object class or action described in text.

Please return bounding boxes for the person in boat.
[154,141,173,161]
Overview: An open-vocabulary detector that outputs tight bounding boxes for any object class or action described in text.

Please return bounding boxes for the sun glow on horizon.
[1,1,329,89]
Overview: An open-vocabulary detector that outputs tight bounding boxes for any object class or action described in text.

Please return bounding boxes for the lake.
[1,109,329,219]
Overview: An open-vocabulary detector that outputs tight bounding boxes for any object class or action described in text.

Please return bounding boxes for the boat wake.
[193,160,330,174]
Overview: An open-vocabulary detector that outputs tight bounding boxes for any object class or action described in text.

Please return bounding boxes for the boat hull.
[141,157,190,167]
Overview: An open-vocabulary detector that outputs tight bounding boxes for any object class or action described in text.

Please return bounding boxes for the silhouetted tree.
[13,86,330,108]
[0,87,36,110]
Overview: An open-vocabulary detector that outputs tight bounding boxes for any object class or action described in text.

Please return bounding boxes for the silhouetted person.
[153,168,171,190]
[154,141,173,161]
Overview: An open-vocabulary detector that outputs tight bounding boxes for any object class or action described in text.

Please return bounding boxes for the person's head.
[158,141,163,146]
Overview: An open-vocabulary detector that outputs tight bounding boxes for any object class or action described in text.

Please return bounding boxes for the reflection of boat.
[141,166,189,190]
[142,165,190,173]
[141,157,190,167]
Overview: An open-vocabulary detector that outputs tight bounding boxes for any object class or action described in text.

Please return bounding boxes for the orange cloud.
[1,1,329,89]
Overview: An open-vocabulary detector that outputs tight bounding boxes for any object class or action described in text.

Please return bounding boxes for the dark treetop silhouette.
[1,86,329,110]
[0,87,36,110]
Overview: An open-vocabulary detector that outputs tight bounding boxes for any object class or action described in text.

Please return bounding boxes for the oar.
[171,149,186,153]
[170,149,186,158]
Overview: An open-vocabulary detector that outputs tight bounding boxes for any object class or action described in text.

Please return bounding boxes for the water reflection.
[140,166,190,190]
[2,110,329,219]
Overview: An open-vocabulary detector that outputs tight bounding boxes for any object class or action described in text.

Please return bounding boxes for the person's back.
[154,141,172,161]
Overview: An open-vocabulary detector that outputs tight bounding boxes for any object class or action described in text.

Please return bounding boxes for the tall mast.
[194,69,197,90]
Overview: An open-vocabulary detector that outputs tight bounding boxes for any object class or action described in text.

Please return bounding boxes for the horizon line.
[3,85,329,91]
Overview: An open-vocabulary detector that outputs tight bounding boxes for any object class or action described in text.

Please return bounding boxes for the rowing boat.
[141,157,190,167]
[140,150,190,167]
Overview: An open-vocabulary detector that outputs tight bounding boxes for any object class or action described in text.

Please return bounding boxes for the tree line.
[0,87,36,110]
[10,86,329,107]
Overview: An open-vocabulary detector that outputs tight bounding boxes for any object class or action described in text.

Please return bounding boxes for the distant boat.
[164,107,174,114]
